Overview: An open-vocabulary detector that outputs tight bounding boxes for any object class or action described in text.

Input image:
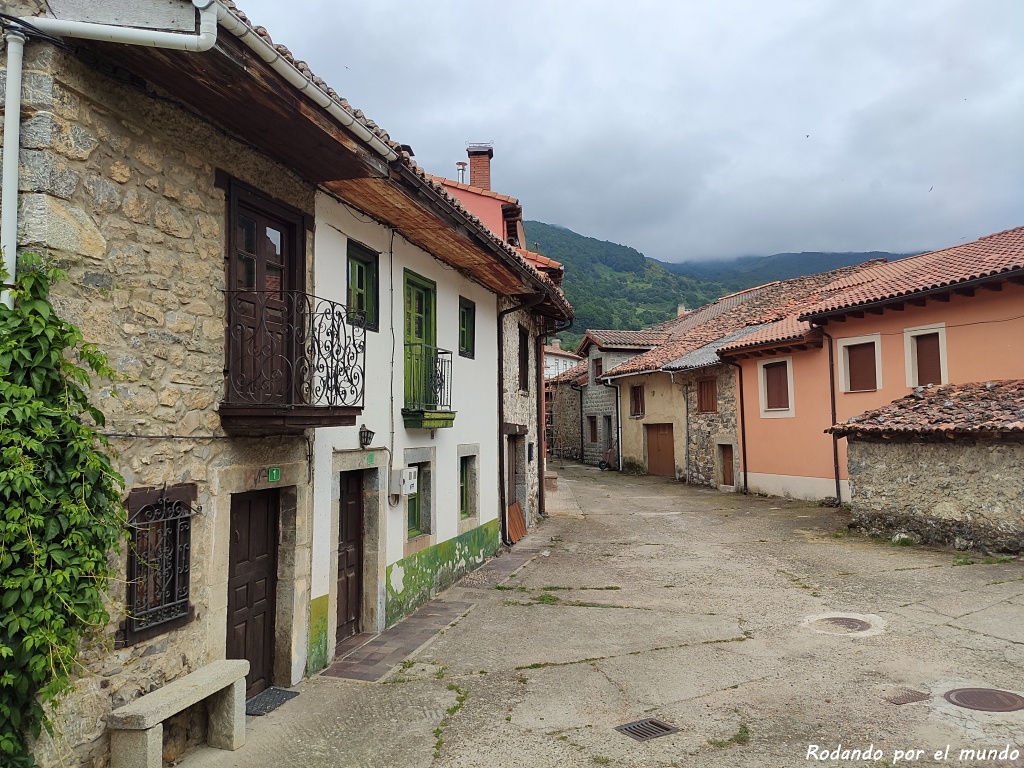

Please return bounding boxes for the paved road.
[184,463,1024,768]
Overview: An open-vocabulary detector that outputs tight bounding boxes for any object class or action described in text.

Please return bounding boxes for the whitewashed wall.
[310,192,501,624]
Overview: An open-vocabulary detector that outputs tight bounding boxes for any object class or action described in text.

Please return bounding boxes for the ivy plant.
[0,254,125,767]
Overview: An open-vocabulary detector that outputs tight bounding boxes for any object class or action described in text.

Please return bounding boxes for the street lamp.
[358,424,375,448]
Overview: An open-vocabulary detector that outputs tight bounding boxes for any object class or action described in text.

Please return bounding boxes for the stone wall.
[500,301,543,523]
[581,348,636,465]
[680,365,739,487]
[847,437,1024,553]
[548,379,582,461]
[5,42,316,767]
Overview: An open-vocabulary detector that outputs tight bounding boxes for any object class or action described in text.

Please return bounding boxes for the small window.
[845,342,877,392]
[459,456,476,518]
[347,241,378,331]
[124,484,197,645]
[518,326,530,391]
[697,378,717,413]
[458,298,475,358]
[764,361,789,410]
[914,333,942,386]
[630,385,645,417]
[594,357,603,379]
[407,462,430,537]
[588,415,598,443]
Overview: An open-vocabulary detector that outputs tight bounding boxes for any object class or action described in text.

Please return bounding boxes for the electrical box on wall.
[390,467,418,496]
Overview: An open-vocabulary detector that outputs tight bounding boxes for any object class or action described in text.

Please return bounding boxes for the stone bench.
[107,659,250,768]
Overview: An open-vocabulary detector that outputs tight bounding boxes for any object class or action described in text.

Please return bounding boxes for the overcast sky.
[235,1,1024,262]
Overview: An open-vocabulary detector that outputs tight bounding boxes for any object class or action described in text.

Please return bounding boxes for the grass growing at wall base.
[385,519,499,626]
[307,594,330,674]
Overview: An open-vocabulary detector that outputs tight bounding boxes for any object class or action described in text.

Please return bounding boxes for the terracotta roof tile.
[549,360,588,384]
[544,345,582,359]
[829,380,1024,437]
[516,248,563,271]
[717,316,815,354]
[582,328,673,351]
[426,174,520,204]
[602,262,880,378]
[802,226,1024,318]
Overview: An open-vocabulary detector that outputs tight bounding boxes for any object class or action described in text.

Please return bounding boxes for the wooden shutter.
[588,415,597,442]
[764,361,789,409]
[915,333,942,386]
[630,385,644,416]
[846,342,877,391]
[698,379,717,413]
[594,358,603,378]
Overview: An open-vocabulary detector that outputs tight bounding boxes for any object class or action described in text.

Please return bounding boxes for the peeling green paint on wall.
[308,594,330,674]
[385,519,499,626]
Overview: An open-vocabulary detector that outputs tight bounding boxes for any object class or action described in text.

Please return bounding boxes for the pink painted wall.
[737,283,1024,491]
[441,185,506,239]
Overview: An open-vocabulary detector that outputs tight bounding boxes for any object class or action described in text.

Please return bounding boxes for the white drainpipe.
[1,29,26,308]
[1,0,397,305]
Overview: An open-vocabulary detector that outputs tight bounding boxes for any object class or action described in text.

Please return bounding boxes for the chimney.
[456,161,467,183]
[467,142,493,190]
[677,303,688,317]
[550,339,562,350]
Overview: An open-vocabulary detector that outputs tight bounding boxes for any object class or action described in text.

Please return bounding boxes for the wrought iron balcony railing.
[403,343,453,412]
[223,290,365,430]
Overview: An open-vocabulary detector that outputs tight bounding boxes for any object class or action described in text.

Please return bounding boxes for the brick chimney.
[550,339,562,350]
[467,143,493,190]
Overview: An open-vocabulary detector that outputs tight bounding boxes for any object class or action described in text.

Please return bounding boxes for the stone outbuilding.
[830,380,1024,553]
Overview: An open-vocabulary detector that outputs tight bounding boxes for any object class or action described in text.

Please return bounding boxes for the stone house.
[546,360,586,461]
[0,1,568,765]
[720,226,1024,502]
[828,381,1024,553]
[575,329,670,467]
[599,267,874,485]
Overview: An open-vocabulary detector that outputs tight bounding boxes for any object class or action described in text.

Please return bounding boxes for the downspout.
[817,324,843,503]
[0,28,26,308]
[724,359,749,494]
[601,378,622,471]
[496,292,545,545]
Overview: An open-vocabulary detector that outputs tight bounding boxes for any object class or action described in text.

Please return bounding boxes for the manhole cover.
[813,617,872,633]
[883,688,931,705]
[245,687,300,716]
[615,718,679,742]
[943,688,1024,712]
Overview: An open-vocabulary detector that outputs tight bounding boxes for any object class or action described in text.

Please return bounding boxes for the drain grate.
[816,617,871,633]
[245,687,300,716]
[614,718,679,742]
[883,688,931,705]
[943,688,1024,713]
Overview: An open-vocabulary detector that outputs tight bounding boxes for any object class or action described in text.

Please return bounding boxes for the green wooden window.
[347,241,378,331]
[459,457,470,518]
[458,298,475,359]
[407,484,421,536]
[404,271,437,409]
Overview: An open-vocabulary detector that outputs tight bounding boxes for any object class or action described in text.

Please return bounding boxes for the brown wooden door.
[229,204,293,403]
[721,444,735,487]
[647,423,675,477]
[336,471,363,649]
[228,490,278,698]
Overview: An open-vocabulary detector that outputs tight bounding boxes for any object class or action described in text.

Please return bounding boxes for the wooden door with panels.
[336,471,363,649]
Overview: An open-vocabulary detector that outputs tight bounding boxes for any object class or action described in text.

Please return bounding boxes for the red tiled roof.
[578,328,673,354]
[718,316,815,354]
[516,248,562,271]
[603,263,880,378]
[426,174,520,204]
[829,381,1024,437]
[549,360,588,385]
[802,226,1024,319]
[544,345,581,359]
[219,3,571,320]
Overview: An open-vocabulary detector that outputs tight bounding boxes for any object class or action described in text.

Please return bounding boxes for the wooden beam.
[850,310,865,319]
[981,281,1003,291]
[866,307,884,315]
[890,302,904,311]
[934,292,950,302]
[954,287,975,298]
[909,298,927,307]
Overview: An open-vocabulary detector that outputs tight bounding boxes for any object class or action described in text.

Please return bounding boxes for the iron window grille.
[124,484,199,645]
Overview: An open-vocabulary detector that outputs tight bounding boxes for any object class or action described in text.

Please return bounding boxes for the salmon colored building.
[719,226,1024,502]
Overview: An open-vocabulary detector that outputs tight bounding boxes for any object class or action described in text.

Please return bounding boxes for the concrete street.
[183,463,1024,768]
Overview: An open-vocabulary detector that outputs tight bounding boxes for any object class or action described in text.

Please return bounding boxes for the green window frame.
[458,297,475,359]
[459,456,470,518]
[407,483,421,536]
[347,240,378,332]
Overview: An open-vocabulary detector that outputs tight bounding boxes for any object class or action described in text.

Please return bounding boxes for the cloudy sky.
[235,0,1024,262]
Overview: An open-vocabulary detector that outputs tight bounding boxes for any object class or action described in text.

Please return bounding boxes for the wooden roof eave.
[717,336,822,361]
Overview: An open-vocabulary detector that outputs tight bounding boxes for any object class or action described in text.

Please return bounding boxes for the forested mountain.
[524,220,911,350]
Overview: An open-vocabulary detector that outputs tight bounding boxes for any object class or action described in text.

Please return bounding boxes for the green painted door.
[404,272,436,408]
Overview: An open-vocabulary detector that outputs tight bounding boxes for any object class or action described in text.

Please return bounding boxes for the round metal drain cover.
[943,688,1024,712]
[814,616,872,633]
